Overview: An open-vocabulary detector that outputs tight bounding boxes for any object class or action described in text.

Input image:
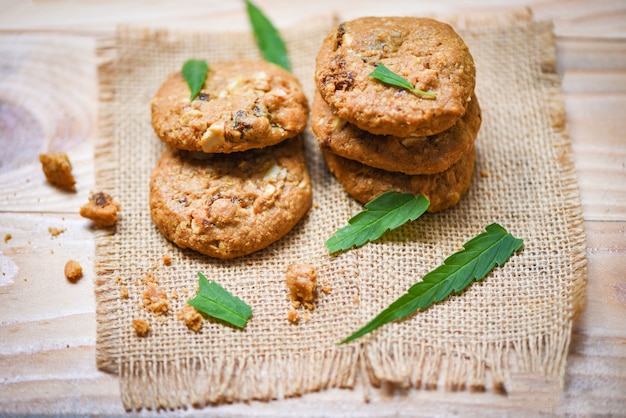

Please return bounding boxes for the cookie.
[315,17,475,137]
[323,145,476,213]
[149,136,312,259]
[151,60,309,153]
[312,89,481,175]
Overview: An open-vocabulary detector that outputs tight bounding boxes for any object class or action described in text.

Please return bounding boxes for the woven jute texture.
[95,9,586,411]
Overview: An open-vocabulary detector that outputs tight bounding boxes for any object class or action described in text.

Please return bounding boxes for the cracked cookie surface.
[149,137,312,259]
[151,60,309,153]
[312,90,481,175]
[323,145,476,213]
[314,17,475,137]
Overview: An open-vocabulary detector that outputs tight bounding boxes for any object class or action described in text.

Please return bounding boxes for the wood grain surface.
[1,1,625,416]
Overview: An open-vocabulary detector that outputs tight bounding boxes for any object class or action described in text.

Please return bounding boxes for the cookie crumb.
[479,169,489,178]
[162,254,172,266]
[79,192,120,227]
[39,152,76,192]
[321,277,332,294]
[48,226,66,237]
[132,319,150,337]
[285,263,317,310]
[4,234,11,243]
[142,283,169,316]
[177,304,203,332]
[120,285,129,299]
[64,260,83,283]
[287,309,300,324]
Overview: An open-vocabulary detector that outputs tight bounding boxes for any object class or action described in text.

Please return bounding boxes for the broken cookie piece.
[142,283,169,316]
[39,152,76,192]
[132,319,150,337]
[64,260,83,283]
[285,263,317,310]
[177,304,203,333]
[79,191,120,227]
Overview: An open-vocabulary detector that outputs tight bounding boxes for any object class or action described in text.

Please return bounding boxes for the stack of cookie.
[312,17,481,212]
[149,60,312,259]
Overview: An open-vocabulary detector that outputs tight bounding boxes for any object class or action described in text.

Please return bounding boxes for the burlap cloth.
[95,8,586,411]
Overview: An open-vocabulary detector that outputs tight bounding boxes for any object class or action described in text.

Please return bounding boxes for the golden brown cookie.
[151,60,309,153]
[149,137,312,259]
[312,89,481,175]
[314,17,476,137]
[323,145,476,213]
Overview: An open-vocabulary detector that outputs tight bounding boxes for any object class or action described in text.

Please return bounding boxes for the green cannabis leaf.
[340,223,524,344]
[245,0,291,72]
[187,272,252,329]
[182,59,209,101]
[369,64,436,99]
[326,191,430,253]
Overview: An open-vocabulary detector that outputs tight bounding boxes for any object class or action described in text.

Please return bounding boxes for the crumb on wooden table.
[176,304,203,333]
[132,319,150,337]
[79,191,120,227]
[142,283,169,316]
[39,152,76,192]
[64,260,83,283]
[4,234,11,243]
[48,226,66,237]
[285,263,317,310]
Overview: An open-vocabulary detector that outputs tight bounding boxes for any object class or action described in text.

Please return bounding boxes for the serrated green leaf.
[369,64,436,99]
[325,191,430,253]
[340,223,523,344]
[187,272,252,329]
[245,0,291,72]
[182,59,209,101]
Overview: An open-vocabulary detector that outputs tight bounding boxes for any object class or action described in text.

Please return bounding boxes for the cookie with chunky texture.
[151,60,309,153]
[323,145,476,213]
[149,137,312,259]
[312,90,481,175]
[315,17,475,137]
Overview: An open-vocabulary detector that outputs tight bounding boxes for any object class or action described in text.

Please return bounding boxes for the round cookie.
[323,145,476,213]
[151,60,309,153]
[315,17,476,137]
[312,89,481,175]
[149,136,312,259]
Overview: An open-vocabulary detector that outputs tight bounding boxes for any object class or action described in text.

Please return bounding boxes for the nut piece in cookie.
[39,152,76,192]
[315,17,476,137]
[79,192,120,227]
[149,136,312,259]
[323,145,476,213]
[286,263,317,310]
[151,60,309,153]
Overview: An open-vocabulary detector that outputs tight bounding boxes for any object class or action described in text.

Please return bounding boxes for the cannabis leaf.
[369,64,436,99]
[182,59,209,101]
[187,272,252,329]
[340,223,524,344]
[245,0,291,72]
[326,191,430,253]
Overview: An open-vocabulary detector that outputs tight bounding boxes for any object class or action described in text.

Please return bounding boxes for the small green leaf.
[245,0,291,72]
[340,223,523,344]
[369,64,436,99]
[326,191,430,253]
[187,272,252,329]
[182,59,209,101]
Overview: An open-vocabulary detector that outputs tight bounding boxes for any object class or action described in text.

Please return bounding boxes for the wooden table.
[1,1,624,416]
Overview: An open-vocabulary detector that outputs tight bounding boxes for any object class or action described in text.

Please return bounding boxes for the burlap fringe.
[94,35,123,374]
[119,348,360,411]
